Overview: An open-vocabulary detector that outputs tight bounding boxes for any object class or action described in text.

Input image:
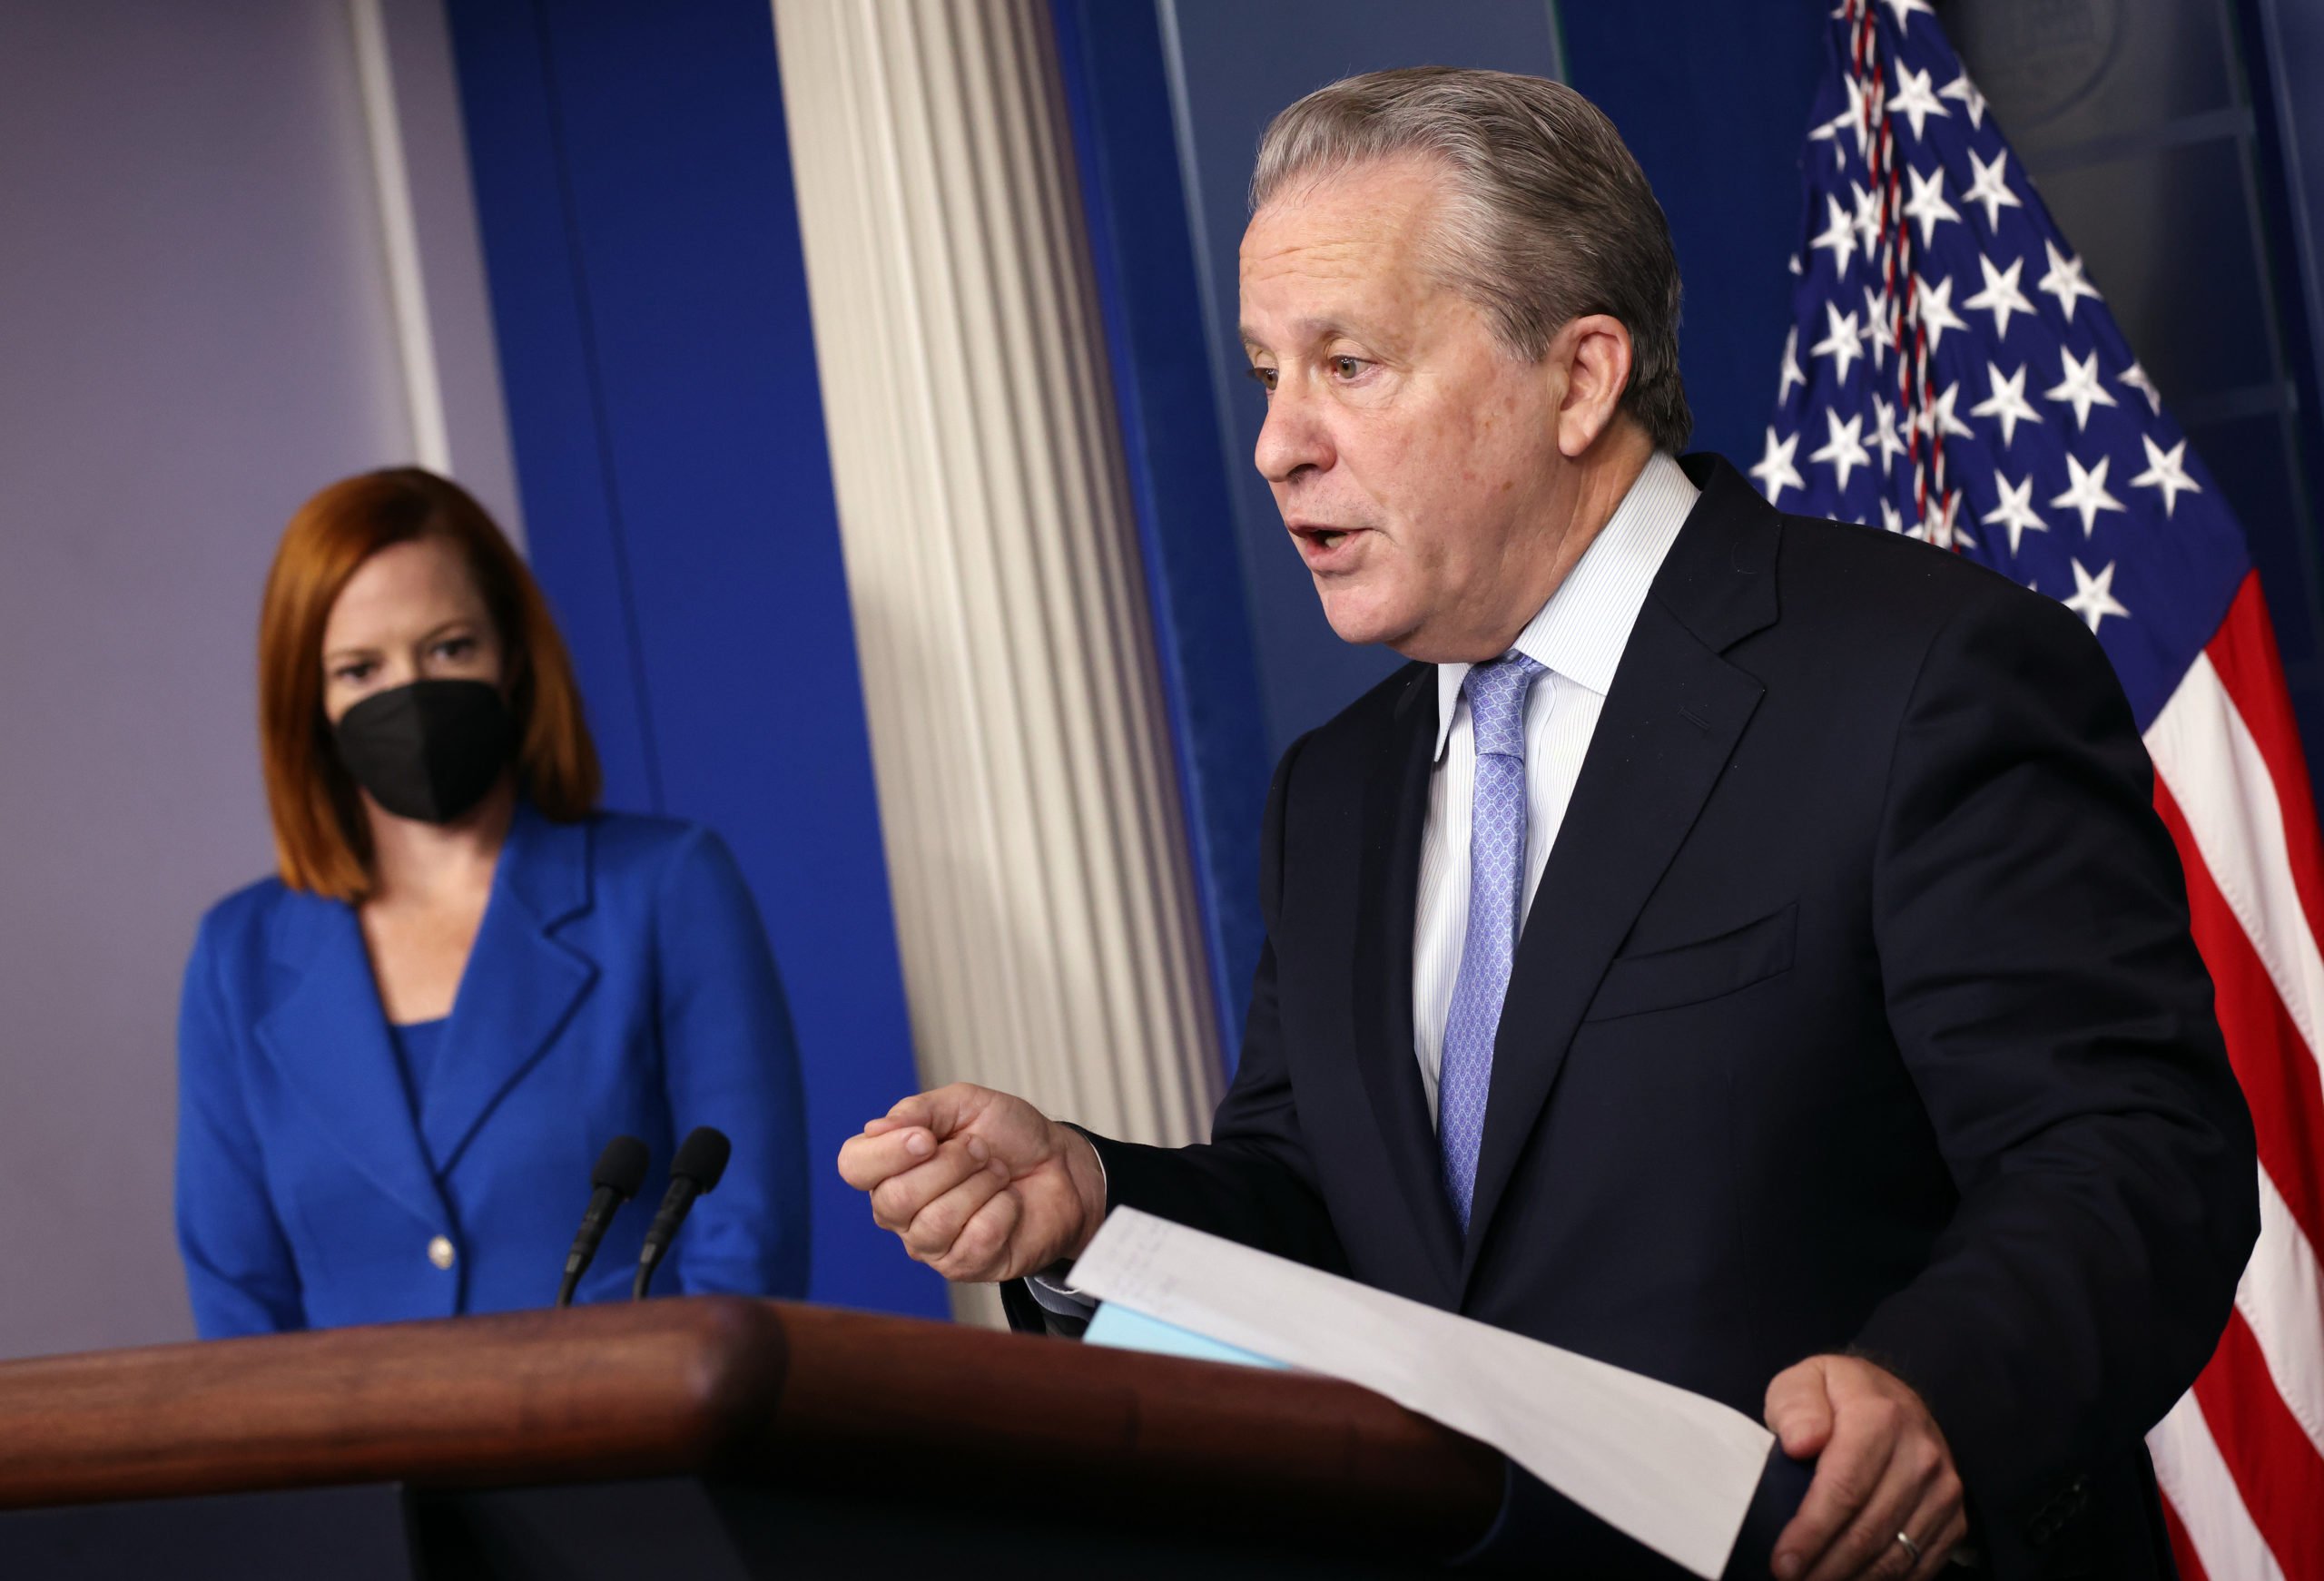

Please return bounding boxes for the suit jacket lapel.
[419,807,598,1175]
[1460,457,1782,1289]
[256,891,448,1232]
[1351,668,1465,1293]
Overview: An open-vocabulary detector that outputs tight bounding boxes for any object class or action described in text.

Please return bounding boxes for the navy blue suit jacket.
[1047,458,2257,1576]
[176,803,810,1335]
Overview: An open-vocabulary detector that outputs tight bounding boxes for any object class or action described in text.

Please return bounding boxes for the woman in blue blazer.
[177,469,809,1336]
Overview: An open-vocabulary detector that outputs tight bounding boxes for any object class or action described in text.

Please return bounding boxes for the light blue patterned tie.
[1438,651,1546,1232]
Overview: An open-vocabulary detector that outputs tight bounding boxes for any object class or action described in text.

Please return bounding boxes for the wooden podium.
[0,1297,1503,1578]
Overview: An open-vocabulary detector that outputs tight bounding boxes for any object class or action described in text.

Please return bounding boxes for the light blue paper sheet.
[1082,1301,1290,1370]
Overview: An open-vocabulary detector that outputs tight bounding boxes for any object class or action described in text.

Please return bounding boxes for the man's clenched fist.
[837,1083,1108,1282]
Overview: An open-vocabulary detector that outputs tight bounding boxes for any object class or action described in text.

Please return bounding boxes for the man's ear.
[1550,313,1635,458]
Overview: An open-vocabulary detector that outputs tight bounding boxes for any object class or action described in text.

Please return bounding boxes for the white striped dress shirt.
[1410,451,1699,1122]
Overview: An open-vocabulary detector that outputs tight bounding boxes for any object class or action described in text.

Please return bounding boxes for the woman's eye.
[433,637,476,661]
[332,663,373,684]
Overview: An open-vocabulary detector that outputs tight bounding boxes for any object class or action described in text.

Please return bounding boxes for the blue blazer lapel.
[255,890,448,1232]
[419,806,598,1175]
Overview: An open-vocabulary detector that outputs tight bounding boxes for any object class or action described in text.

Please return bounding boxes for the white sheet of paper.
[1068,1207,1774,1578]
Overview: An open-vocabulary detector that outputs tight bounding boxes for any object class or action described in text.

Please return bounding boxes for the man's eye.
[1246,365,1277,393]
[1330,356,1366,379]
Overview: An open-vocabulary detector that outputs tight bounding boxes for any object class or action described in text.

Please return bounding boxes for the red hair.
[258,468,600,900]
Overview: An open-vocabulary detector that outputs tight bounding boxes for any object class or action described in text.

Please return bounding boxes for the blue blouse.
[386,1017,448,1124]
[175,805,811,1336]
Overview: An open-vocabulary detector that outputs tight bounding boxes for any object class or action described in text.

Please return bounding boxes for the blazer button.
[428,1235,457,1271]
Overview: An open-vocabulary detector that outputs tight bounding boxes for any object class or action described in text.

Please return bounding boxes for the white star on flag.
[1970,361,2043,447]
[1811,408,1874,491]
[1807,103,1856,164]
[2037,240,2103,322]
[1872,397,1906,475]
[2061,557,2130,633]
[1886,64,1950,140]
[1811,194,1857,272]
[1923,488,1974,551]
[1751,426,1806,506]
[1903,164,1962,244]
[1778,327,1807,404]
[1811,300,1865,383]
[1963,253,2035,340]
[1938,69,1985,129]
[1879,497,1905,535]
[1861,284,1896,370]
[1846,75,1877,156]
[1960,147,2022,231]
[2052,452,2127,535]
[1811,74,1875,159]
[1915,380,1974,440]
[1981,472,2049,555]
[1851,181,1882,254]
[1915,272,1968,356]
[1879,0,1936,34]
[2044,347,2121,431]
[2119,361,2162,415]
[2130,434,2202,517]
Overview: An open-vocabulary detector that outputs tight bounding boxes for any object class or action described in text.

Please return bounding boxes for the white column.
[347,0,528,544]
[772,1,1223,1243]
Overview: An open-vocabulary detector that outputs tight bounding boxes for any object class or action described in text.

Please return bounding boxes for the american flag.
[1759,3,2324,1575]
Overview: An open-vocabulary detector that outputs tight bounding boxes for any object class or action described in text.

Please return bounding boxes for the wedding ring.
[1896,1530,1924,1565]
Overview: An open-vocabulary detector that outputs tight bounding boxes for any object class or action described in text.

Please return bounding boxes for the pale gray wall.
[0,0,496,1360]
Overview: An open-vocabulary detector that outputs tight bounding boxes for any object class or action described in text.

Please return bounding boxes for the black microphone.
[633,1126,733,1300]
[556,1135,650,1308]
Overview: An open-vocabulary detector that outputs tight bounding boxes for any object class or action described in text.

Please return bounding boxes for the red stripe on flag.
[2154,779,2324,1254]
[2204,574,2324,957]
[2162,1492,2212,1581]
[2191,1310,2324,1579]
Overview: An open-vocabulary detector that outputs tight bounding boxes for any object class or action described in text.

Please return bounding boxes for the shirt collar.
[1433,450,1700,761]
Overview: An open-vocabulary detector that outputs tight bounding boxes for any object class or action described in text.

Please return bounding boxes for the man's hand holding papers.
[1070,1207,1777,1579]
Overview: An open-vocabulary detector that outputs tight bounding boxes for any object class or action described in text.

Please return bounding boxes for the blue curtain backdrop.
[441,0,941,1319]
[1049,0,1269,1068]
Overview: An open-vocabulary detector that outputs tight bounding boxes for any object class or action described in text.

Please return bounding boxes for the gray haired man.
[842,68,2255,1580]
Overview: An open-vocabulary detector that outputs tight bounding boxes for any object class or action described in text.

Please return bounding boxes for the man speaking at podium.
[840,69,2255,1579]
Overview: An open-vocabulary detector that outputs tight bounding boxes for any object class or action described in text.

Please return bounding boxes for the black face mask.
[332,679,514,824]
